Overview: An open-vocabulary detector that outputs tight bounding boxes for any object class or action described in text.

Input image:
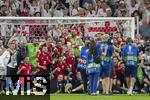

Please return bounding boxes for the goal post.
[0,17,136,40]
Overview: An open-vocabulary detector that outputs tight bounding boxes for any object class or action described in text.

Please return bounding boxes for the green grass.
[0,95,49,100]
[50,94,150,100]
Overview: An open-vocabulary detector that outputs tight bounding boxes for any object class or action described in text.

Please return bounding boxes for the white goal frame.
[0,17,135,39]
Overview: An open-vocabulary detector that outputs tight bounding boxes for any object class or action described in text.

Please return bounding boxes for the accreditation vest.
[122,44,139,67]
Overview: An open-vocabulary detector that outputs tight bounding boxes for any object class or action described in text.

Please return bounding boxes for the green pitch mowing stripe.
[50,94,150,100]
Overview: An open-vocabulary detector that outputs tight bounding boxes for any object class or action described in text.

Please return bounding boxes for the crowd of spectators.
[0,0,149,37]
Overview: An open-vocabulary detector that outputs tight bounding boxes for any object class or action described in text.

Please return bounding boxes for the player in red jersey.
[17,56,32,94]
[52,56,68,93]
[53,40,63,59]
[39,36,54,55]
[17,57,32,75]
[65,50,75,68]
[53,56,68,80]
[65,50,77,80]
[35,46,53,75]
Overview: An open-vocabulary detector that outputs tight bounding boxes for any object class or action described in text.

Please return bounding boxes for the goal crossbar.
[0,17,135,39]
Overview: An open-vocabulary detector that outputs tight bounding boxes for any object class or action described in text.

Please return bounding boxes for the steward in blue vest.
[122,37,139,78]
[97,34,114,95]
[97,39,114,77]
[77,47,89,70]
[121,37,139,95]
[86,39,101,96]
[77,40,90,93]
[122,44,139,68]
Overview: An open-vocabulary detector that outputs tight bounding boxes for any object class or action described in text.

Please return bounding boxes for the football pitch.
[0,94,149,100]
[50,94,150,100]
[0,95,50,100]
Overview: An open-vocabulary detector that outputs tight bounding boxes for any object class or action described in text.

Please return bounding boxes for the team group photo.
[0,0,149,100]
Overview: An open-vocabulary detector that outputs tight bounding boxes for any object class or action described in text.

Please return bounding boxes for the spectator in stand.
[20,0,30,16]
[86,3,96,17]
[63,8,69,16]
[0,0,148,18]
[9,9,18,16]
[77,8,86,17]
[71,1,82,16]
[34,12,41,17]
[127,0,140,16]
[9,0,21,13]
[115,0,129,17]
[4,25,15,45]
[41,3,53,17]
[0,4,9,16]
[53,1,68,17]
[141,0,150,20]
[139,19,150,38]
[96,1,110,17]
[25,0,41,16]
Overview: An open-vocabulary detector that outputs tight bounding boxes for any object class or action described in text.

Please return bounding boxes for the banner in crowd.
[84,20,132,39]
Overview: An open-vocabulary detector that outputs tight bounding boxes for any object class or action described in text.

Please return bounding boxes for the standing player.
[38,36,54,55]
[27,37,41,69]
[35,46,53,75]
[122,37,139,95]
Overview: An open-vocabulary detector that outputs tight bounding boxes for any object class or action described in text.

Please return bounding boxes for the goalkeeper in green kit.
[27,37,42,69]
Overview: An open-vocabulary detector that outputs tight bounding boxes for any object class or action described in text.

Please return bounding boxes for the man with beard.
[35,46,53,75]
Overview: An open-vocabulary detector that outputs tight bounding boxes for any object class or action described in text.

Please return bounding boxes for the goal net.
[0,17,135,45]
